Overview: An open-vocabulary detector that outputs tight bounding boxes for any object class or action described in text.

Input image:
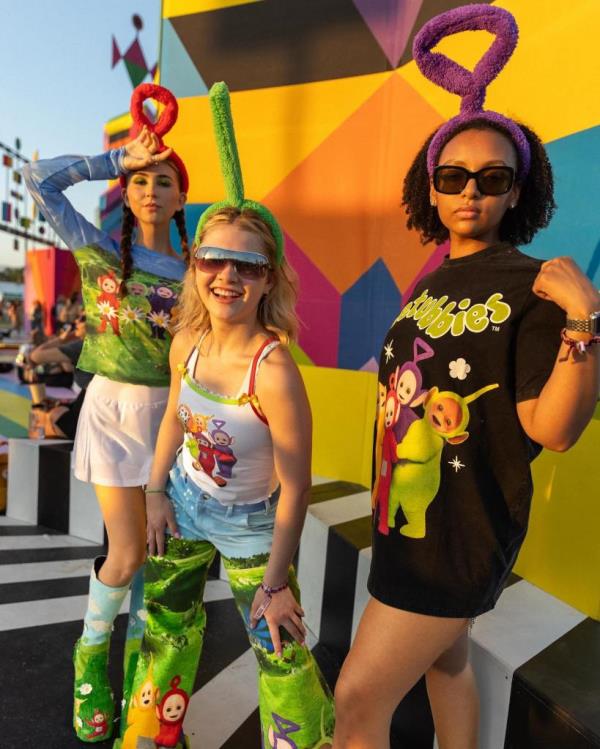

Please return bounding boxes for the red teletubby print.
[96,271,121,336]
[85,709,110,739]
[154,675,190,748]
[375,384,401,536]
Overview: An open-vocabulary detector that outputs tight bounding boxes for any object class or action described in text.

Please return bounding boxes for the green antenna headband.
[194,81,285,265]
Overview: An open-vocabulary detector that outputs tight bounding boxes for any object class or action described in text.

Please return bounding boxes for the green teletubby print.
[387,383,499,538]
[115,539,334,749]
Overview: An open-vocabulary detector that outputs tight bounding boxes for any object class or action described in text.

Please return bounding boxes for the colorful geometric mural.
[102,0,600,370]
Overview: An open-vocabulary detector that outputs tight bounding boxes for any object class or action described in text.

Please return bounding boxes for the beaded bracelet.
[561,328,600,357]
[260,581,288,596]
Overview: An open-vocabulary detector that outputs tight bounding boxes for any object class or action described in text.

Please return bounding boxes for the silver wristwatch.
[565,310,600,335]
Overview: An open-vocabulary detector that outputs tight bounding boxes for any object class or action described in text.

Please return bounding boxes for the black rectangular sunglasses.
[433,165,515,196]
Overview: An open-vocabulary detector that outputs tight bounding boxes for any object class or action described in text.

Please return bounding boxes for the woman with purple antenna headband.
[333,6,600,748]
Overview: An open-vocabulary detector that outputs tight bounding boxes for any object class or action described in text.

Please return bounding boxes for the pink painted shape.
[402,241,449,302]
[285,233,341,367]
[111,36,121,67]
[24,247,80,336]
[353,0,423,67]
[125,38,147,69]
[101,185,122,219]
[360,356,379,373]
[55,247,80,300]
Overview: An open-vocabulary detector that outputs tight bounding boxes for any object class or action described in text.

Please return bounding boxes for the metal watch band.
[566,310,600,334]
[565,317,593,332]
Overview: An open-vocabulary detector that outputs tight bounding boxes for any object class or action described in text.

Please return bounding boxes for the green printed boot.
[73,638,115,742]
[112,734,190,748]
[119,636,142,736]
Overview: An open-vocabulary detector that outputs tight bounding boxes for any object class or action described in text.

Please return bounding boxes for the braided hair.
[119,201,190,298]
[119,205,136,297]
[173,209,190,267]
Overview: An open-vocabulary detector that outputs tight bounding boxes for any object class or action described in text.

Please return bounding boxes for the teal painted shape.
[527,125,600,284]
[169,202,211,253]
[161,19,208,98]
[0,414,27,438]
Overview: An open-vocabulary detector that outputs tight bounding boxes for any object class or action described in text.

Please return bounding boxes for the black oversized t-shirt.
[368,243,565,617]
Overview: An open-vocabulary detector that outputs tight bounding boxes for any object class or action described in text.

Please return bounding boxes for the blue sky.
[0,0,160,268]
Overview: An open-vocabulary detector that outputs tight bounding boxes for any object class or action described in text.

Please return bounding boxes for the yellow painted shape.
[300,365,376,487]
[0,391,30,429]
[299,363,600,619]
[290,342,313,367]
[163,0,261,18]
[515,404,600,619]
[398,0,600,143]
[105,113,132,186]
[263,74,443,294]
[171,71,392,203]
[104,111,131,138]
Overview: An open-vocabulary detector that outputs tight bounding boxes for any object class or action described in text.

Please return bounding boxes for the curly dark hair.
[402,118,556,246]
[119,205,190,297]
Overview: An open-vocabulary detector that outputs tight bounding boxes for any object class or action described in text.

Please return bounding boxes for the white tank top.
[176,334,280,505]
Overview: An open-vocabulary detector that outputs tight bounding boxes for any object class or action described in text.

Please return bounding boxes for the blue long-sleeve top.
[23,150,184,281]
[23,151,186,386]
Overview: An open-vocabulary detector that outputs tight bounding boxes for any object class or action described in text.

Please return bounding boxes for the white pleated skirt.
[73,374,169,487]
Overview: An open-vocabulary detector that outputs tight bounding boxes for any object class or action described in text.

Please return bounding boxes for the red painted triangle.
[111,35,121,68]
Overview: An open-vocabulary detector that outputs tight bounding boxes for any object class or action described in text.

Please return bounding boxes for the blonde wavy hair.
[176,206,299,343]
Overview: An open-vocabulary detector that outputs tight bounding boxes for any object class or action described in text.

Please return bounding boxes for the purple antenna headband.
[413,4,531,181]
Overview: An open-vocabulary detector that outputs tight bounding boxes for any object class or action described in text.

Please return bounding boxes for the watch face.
[591,311,600,335]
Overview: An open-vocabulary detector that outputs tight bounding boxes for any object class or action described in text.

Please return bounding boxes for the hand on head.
[122,125,173,172]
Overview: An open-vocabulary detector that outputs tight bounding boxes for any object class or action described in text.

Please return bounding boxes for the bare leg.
[333,597,468,749]
[94,485,147,586]
[73,486,147,741]
[43,407,69,437]
[29,382,46,404]
[426,630,479,749]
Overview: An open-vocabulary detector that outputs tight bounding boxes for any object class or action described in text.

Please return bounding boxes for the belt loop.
[263,496,271,513]
[226,505,234,518]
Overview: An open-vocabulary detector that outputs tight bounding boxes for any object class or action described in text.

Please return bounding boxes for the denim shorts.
[166,455,279,559]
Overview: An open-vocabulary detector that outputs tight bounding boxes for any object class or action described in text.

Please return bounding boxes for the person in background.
[29,299,44,345]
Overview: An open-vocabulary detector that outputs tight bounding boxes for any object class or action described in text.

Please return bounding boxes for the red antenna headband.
[119,83,189,193]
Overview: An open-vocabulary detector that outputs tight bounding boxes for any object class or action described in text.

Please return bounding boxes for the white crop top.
[176,335,280,505]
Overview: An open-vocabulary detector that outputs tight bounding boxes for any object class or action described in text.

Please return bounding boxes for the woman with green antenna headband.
[113,82,334,749]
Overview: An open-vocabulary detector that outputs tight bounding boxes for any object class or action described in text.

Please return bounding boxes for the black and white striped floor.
[0,478,348,749]
[296,485,600,749]
[3,440,600,748]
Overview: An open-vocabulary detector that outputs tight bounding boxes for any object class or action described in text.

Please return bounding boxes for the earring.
[431,200,437,207]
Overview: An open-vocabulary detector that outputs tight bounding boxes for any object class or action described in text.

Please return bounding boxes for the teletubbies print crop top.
[176,335,281,505]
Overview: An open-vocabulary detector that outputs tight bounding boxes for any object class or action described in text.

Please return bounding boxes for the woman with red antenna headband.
[333,6,600,748]
[24,83,190,743]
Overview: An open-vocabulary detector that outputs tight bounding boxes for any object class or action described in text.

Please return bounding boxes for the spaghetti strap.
[244,337,280,424]
[248,338,280,397]
[181,330,209,373]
